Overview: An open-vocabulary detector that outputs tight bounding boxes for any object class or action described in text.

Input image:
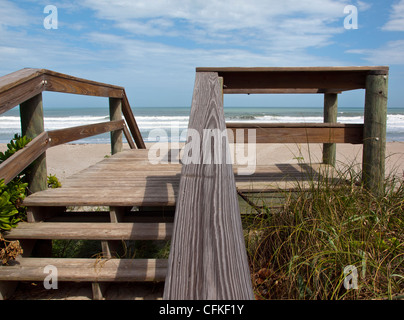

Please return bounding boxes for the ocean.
[1,106,404,144]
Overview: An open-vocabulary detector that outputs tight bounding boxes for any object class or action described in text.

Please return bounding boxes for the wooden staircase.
[1,205,174,299]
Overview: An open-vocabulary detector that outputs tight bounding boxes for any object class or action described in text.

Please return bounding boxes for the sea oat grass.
[246,162,404,300]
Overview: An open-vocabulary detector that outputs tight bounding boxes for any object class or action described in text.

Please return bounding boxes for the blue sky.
[1,0,404,109]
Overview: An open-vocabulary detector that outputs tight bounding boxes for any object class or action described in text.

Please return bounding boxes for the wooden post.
[323,93,338,165]
[163,72,254,300]
[362,73,388,196]
[109,98,123,155]
[19,93,47,193]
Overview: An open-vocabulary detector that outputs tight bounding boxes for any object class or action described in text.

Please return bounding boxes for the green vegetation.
[0,134,63,264]
[0,134,32,232]
[47,174,62,189]
[0,179,27,231]
[244,163,404,300]
[0,134,32,166]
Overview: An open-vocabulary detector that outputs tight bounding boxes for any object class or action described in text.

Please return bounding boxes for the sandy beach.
[2,142,403,183]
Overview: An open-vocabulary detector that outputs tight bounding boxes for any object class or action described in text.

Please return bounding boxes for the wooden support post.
[109,98,123,155]
[323,93,338,166]
[19,93,47,193]
[163,72,254,300]
[362,73,388,196]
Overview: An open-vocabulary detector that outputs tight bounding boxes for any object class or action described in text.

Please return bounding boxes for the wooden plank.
[4,222,173,241]
[223,88,342,94]
[47,120,125,146]
[121,92,146,149]
[362,74,388,196]
[122,123,136,149]
[43,70,123,98]
[0,75,45,114]
[164,72,254,300]
[0,258,168,282]
[197,67,389,92]
[226,123,363,144]
[0,68,42,94]
[109,98,123,155]
[323,93,339,165]
[196,66,390,72]
[19,93,48,193]
[0,132,49,184]
[22,189,178,207]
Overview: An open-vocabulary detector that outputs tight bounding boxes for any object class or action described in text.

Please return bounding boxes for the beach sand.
[2,142,402,183]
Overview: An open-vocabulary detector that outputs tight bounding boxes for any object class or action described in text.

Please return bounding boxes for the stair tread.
[0,257,167,282]
[4,222,173,240]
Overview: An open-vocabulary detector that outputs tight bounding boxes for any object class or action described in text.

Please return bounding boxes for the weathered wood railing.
[0,68,145,191]
[198,67,389,195]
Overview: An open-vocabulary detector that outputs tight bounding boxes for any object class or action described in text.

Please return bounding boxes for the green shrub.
[0,134,32,163]
[0,134,32,232]
[47,174,62,188]
[0,179,27,231]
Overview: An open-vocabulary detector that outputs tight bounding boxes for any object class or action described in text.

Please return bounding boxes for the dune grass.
[244,161,404,300]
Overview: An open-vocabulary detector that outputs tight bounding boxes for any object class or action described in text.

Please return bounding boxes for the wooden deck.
[23,148,332,208]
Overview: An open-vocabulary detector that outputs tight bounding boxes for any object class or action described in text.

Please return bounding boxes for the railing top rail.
[0,68,125,114]
[0,68,123,95]
[0,68,145,149]
[196,66,390,93]
[196,66,390,73]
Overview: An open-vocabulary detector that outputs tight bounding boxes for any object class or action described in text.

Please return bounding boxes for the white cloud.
[347,40,404,65]
[0,0,31,28]
[81,0,350,50]
[355,0,372,11]
[382,0,404,31]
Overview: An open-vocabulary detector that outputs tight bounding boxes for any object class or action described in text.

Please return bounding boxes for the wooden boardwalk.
[0,67,388,300]
[23,148,330,208]
[1,147,331,299]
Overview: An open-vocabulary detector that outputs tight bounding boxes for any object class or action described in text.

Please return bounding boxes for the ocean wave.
[2,112,404,142]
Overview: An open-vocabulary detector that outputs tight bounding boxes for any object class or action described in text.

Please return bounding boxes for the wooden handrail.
[0,120,132,184]
[226,123,364,144]
[48,119,125,147]
[0,68,145,149]
[0,132,50,184]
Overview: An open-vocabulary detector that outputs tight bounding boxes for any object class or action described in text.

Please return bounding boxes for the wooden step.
[0,257,167,282]
[4,222,173,241]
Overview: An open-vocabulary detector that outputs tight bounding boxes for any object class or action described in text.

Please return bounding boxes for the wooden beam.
[109,98,123,155]
[197,66,390,73]
[362,74,388,196]
[0,258,168,282]
[121,92,146,149]
[0,131,49,184]
[226,123,363,144]
[122,123,136,149]
[43,70,123,98]
[197,67,389,92]
[20,93,47,193]
[223,88,342,94]
[47,120,125,147]
[0,75,45,114]
[323,93,338,165]
[164,72,254,300]
[5,222,173,241]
